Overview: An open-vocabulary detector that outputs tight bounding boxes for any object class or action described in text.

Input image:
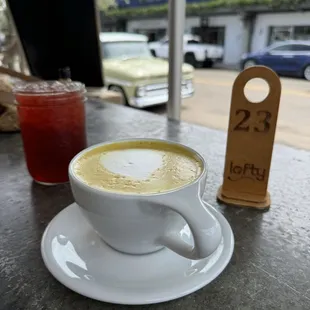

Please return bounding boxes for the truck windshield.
[102,41,152,59]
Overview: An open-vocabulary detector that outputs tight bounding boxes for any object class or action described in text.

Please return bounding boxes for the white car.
[149,34,223,68]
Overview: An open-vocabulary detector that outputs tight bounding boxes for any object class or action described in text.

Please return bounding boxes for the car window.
[187,40,200,44]
[270,44,294,52]
[290,44,310,51]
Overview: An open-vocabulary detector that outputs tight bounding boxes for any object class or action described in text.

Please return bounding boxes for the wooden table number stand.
[217,66,281,210]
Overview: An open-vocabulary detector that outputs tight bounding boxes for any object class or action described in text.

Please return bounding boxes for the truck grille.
[145,81,191,97]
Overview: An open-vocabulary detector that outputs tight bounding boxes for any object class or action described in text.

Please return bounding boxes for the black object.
[58,67,71,80]
[7,0,104,87]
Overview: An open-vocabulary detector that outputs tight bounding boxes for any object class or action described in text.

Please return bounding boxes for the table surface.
[1,100,310,310]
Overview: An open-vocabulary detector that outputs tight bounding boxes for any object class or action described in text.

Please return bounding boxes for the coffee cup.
[69,139,222,260]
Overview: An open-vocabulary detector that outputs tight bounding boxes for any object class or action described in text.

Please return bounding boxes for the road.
[148,69,310,150]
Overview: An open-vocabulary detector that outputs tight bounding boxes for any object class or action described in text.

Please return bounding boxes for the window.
[192,26,225,46]
[271,44,294,52]
[187,40,200,44]
[290,44,310,51]
[269,26,293,44]
[269,25,310,45]
[269,43,310,52]
[294,26,310,41]
[134,28,166,42]
[102,41,152,59]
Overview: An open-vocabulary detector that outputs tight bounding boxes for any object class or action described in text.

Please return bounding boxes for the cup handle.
[149,185,222,260]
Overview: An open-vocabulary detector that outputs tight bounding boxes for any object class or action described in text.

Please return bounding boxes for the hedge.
[104,0,310,18]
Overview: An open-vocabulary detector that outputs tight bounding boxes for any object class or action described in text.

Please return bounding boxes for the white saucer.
[41,202,234,305]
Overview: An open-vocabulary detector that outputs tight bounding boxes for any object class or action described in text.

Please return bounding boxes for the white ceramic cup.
[69,139,222,260]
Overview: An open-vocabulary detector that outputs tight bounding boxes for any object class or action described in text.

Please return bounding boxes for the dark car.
[241,41,310,80]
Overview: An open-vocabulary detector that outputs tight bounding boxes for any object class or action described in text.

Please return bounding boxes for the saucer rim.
[41,201,234,305]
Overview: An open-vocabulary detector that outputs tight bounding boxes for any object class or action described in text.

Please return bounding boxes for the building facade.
[252,12,310,52]
[104,1,310,65]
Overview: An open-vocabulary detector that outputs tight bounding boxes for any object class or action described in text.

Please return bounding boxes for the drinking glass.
[14,81,87,185]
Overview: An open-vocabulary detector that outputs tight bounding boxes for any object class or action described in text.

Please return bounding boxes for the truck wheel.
[184,53,199,68]
[204,59,214,68]
[108,85,128,106]
[150,50,157,57]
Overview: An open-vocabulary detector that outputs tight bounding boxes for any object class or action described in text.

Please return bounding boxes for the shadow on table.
[215,201,267,262]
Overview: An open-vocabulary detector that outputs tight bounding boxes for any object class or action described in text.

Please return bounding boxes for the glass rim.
[13,80,86,96]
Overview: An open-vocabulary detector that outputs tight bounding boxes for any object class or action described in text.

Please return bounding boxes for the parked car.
[241,40,310,80]
[148,34,223,68]
[100,32,194,108]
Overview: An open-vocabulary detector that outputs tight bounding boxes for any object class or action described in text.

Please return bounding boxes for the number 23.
[233,109,271,133]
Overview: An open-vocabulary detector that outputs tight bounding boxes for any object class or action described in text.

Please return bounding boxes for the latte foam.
[73,141,202,194]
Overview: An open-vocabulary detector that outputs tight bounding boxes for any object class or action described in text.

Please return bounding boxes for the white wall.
[127,15,244,64]
[127,17,200,33]
[127,19,167,32]
[209,15,244,64]
[252,12,310,52]
[127,12,310,64]
[184,17,200,33]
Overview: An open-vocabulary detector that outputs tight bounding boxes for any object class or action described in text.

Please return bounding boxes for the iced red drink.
[14,81,87,184]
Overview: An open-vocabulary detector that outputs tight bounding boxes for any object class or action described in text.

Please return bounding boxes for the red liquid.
[16,91,86,184]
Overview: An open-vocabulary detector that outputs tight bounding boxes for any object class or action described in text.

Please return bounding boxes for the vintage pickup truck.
[100,32,194,108]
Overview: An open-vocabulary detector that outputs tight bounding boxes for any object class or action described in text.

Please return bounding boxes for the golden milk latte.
[73,140,203,194]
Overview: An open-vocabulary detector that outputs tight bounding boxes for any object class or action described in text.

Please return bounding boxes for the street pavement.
[148,69,310,151]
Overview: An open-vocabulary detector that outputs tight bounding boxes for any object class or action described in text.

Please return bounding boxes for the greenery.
[103,0,310,18]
